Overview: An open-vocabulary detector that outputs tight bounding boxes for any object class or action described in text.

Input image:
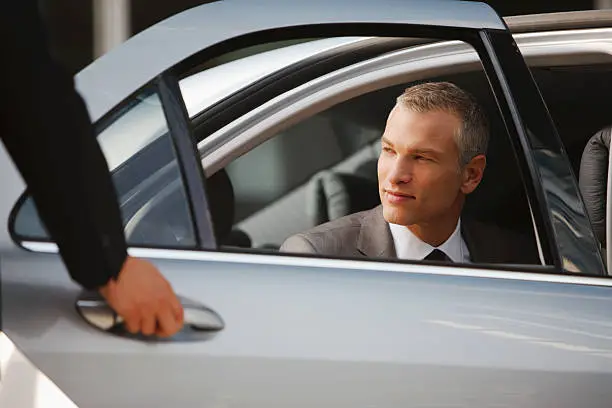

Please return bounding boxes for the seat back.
[206,168,251,248]
[579,126,612,246]
[306,159,380,225]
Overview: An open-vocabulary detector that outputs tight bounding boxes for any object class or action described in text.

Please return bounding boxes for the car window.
[223,76,542,260]
[193,36,551,268]
[12,86,197,249]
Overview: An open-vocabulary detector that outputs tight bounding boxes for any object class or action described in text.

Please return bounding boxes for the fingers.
[155,306,181,338]
[123,311,142,335]
[105,257,184,338]
[122,303,179,337]
[152,281,183,337]
[170,293,184,325]
[158,280,184,337]
[140,311,156,336]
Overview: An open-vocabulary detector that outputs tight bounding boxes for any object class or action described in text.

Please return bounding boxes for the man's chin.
[382,206,415,226]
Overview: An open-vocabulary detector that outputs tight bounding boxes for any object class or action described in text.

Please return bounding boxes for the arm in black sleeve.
[0,2,128,290]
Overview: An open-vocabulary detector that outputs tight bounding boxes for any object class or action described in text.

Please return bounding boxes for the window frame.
[182,27,605,275]
[209,45,551,264]
[173,25,601,275]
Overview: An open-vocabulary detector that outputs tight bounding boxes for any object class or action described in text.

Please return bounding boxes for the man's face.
[378,106,482,226]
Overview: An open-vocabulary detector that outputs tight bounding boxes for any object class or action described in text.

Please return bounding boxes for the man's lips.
[384,190,416,202]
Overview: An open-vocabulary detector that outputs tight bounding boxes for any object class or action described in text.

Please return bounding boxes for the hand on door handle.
[76,292,224,339]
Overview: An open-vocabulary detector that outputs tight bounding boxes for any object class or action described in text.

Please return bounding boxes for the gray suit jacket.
[280,205,540,264]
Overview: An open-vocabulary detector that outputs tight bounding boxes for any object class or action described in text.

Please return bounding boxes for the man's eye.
[382,147,394,153]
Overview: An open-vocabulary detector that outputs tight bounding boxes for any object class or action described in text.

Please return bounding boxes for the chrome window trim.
[21,241,612,288]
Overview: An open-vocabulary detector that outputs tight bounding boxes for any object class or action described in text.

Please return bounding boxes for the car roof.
[76,3,612,125]
[75,0,504,122]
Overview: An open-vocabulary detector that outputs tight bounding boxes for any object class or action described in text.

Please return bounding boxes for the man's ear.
[460,154,486,195]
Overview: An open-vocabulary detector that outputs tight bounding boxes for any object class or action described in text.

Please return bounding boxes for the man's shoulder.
[280,207,378,255]
[301,207,374,235]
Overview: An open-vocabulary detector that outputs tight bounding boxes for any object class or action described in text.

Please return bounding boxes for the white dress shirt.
[388,219,470,263]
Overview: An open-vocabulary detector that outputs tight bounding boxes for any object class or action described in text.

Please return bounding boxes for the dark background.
[39,0,599,75]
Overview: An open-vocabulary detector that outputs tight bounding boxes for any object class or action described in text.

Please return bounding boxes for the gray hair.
[395,81,489,166]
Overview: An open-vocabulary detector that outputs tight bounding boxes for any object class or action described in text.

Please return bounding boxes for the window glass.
[12,87,196,249]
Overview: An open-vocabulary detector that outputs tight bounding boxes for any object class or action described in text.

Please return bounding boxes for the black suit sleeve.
[0,2,127,290]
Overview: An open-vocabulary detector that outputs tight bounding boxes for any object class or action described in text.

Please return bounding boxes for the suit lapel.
[357,206,396,258]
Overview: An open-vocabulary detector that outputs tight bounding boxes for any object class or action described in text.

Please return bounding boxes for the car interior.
[205,62,612,266]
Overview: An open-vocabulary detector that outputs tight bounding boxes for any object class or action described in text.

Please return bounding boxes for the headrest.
[579,126,612,244]
[205,168,235,244]
[354,158,378,180]
[307,165,379,225]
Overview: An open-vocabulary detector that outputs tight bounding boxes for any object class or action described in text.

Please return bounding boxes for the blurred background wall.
[38,0,610,75]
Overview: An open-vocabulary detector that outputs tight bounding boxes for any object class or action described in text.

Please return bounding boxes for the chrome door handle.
[76,292,224,340]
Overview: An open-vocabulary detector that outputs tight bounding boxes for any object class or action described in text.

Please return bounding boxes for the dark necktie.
[424,248,452,262]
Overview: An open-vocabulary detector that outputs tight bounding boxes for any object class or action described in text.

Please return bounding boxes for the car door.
[3,1,612,408]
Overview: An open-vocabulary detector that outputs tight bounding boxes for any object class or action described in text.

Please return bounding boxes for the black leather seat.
[206,168,251,248]
[579,125,612,247]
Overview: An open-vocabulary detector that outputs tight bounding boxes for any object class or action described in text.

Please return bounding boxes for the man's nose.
[387,159,413,185]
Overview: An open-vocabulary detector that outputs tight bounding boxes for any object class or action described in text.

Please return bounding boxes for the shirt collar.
[388,219,468,262]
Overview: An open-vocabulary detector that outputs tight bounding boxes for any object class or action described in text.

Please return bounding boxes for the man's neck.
[406,217,461,247]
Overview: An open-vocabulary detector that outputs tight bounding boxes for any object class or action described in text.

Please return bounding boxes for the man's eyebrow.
[380,138,441,156]
[412,148,439,155]
[381,136,394,146]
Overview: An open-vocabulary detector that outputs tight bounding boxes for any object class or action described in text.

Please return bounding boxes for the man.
[281,82,539,264]
[0,2,183,337]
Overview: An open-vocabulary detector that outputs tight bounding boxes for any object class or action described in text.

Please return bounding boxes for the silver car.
[3,1,612,407]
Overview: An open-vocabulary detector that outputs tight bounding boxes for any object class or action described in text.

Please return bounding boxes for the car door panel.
[4,249,612,407]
